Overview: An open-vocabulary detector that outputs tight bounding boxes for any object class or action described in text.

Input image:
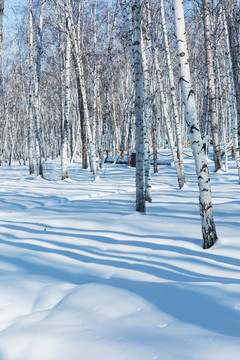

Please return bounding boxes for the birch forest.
[1,0,240,249]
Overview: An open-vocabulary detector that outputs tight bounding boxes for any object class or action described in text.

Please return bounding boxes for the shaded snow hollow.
[0,150,240,360]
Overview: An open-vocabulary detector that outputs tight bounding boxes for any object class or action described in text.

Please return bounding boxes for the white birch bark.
[28,0,35,175]
[120,0,135,165]
[61,12,71,180]
[173,0,218,249]
[65,0,97,180]
[0,0,4,166]
[120,0,134,68]
[141,33,152,203]
[152,102,158,174]
[76,0,88,170]
[224,0,240,146]
[200,76,209,140]
[216,58,228,172]
[149,16,184,189]
[202,0,222,172]
[160,0,185,185]
[120,73,130,154]
[33,0,45,177]
[102,0,120,158]
[20,54,34,173]
[132,0,145,212]
[0,0,3,87]
[222,6,240,181]
[92,0,98,166]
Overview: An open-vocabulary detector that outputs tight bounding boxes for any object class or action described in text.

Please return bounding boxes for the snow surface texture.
[0,149,240,360]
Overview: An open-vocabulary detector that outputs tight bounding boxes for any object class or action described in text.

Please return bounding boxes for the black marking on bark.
[179,77,189,83]
[200,201,212,214]
[190,125,198,133]
[187,89,194,100]
[200,164,208,173]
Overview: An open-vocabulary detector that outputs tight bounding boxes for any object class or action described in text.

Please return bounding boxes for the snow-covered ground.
[0,150,239,360]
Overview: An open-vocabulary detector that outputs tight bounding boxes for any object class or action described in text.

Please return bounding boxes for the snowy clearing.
[0,151,240,360]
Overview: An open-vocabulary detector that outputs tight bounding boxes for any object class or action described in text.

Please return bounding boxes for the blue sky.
[3,0,27,27]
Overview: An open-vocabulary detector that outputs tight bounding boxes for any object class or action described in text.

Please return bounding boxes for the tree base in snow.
[202,222,218,249]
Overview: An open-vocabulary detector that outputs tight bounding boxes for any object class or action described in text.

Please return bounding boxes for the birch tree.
[101,0,120,165]
[0,0,3,86]
[64,0,97,180]
[173,0,218,249]
[160,0,185,185]
[224,0,240,145]
[0,0,4,134]
[28,0,36,175]
[222,5,240,182]
[141,29,152,203]
[148,9,184,189]
[202,0,222,172]
[132,0,145,212]
[0,0,4,167]
[33,0,46,177]
[61,11,71,180]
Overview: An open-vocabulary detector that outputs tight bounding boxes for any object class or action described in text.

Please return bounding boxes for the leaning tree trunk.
[132,0,146,212]
[173,0,218,249]
[65,0,97,180]
[202,0,222,172]
[160,0,185,184]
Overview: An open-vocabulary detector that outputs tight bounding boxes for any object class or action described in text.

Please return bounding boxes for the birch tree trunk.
[152,103,158,174]
[102,0,120,159]
[92,1,98,168]
[141,32,152,203]
[0,0,3,87]
[173,0,218,249]
[65,0,97,180]
[222,6,240,182]
[224,0,240,147]
[200,76,209,140]
[61,13,71,180]
[74,62,88,169]
[160,0,185,184]
[216,57,228,172]
[33,0,45,177]
[28,0,35,175]
[0,0,4,167]
[132,0,145,212]
[202,0,222,172]
[149,14,184,189]
[76,1,88,170]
